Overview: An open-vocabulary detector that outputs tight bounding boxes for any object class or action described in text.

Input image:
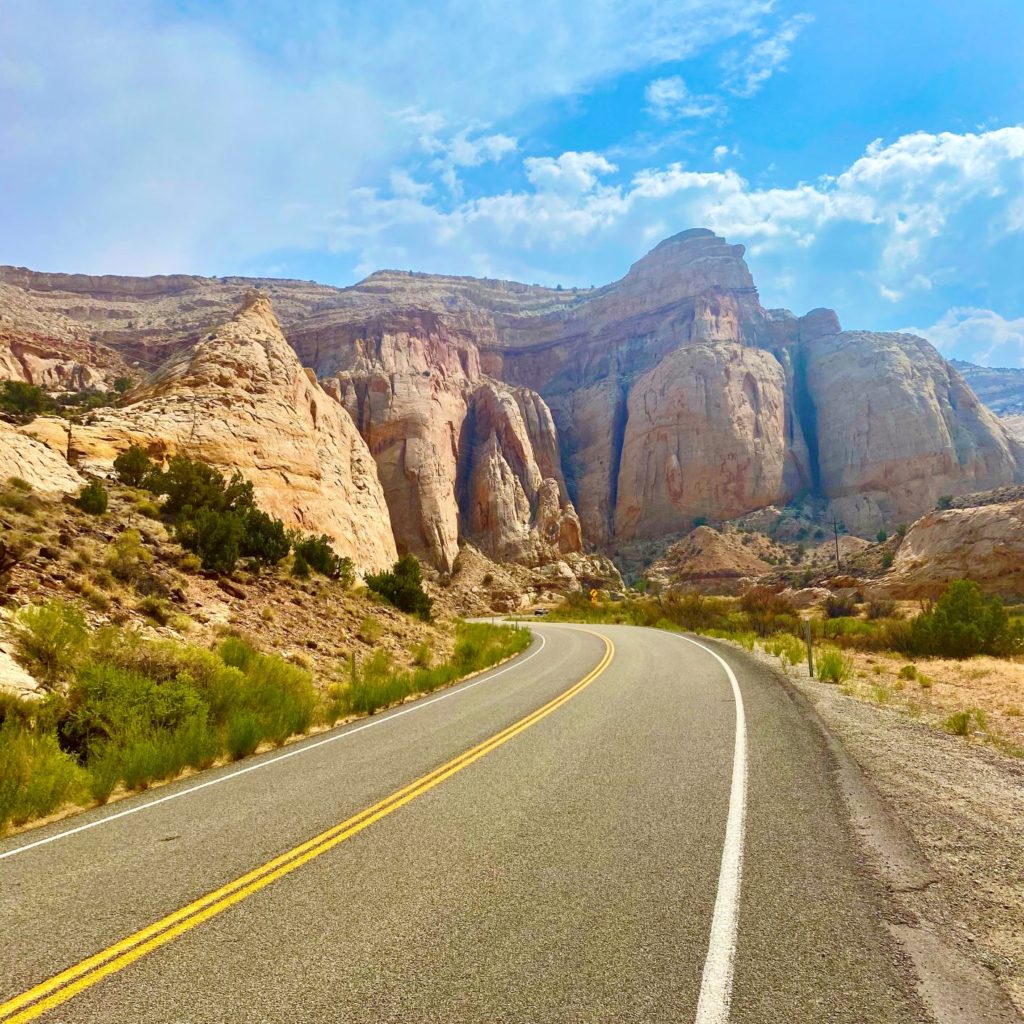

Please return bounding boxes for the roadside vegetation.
[0,601,529,834]
[548,578,1024,757]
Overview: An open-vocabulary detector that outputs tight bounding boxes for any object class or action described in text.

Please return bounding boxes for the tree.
[147,456,254,519]
[876,529,888,543]
[112,445,155,488]
[113,377,132,394]
[176,508,244,574]
[75,480,108,515]
[291,533,342,577]
[365,554,433,620]
[902,579,1022,658]
[241,508,290,567]
[0,381,52,423]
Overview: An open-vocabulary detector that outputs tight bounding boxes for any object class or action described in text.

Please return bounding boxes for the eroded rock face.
[458,383,582,566]
[614,343,789,541]
[322,326,581,570]
[0,421,83,493]
[27,293,398,572]
[3,229,1023,574]
[877,501,1024,598]
[805,332,1024,534]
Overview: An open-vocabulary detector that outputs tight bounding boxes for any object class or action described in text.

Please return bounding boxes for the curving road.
[0,623,924,1023]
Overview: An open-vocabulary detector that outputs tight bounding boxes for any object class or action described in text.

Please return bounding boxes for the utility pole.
[832,514,842,572]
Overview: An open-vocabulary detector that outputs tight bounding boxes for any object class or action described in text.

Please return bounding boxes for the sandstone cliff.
[0,421,83,494]
[21,292,398,573]
[3,230,1022,574]
[876,501,1024,598]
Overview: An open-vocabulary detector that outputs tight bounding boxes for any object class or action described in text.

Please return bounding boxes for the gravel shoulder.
[778,653,1024,1019]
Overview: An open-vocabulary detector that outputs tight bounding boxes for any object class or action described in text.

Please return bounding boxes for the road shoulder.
[737,640,1023,1023]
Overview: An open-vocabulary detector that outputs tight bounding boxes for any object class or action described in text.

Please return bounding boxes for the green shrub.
[739,586,797,636]
[411,642,433,668]
[136,596,172,625]
[0,720,84,831]
[817,647,853,684]
[876,530,888,543]
[899,580,1023,659]
[764,633,806,668]
[0,380,53,423]
[866,598,898,620]
[147,456,254,519]
[10,599,88,685]
[176,507,245,574]
[291,550,310,579]
[85,744,122,803]
[105,528,153,583]
[824,592,858,619]
[76,480,108,515]
[112,445,155,488]
[61,662,204,760]
[240,508,290,567]
[943,710,974,736]
[898,664,917,680]
[365,554,433,620]
[217,637,316,745]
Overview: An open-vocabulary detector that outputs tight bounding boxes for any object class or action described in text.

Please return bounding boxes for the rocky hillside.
[2,230,1022,576]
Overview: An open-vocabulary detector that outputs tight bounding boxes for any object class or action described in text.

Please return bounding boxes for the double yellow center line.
[1,630,613,1023]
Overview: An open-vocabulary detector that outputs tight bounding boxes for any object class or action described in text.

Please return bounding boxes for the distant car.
[532,608,549,616]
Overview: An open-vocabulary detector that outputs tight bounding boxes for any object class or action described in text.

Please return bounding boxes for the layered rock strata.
[3,228,1022,572]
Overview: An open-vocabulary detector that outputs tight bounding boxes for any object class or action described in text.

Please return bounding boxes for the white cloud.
[524,152,619,195]
[389,170,433,200]
[315,128,1024,326]
[425,129,519,194]
[722,14,813,97]
[644,76,725,120]
[713,144,736,163]
[0,0,776,275]
[903,308,1024,367]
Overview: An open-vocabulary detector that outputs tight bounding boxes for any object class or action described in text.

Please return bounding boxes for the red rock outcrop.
[804,331,1024,535]
[614,343,789,540]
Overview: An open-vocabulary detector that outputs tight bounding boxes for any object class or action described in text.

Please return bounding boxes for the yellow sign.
[590,588,599,605]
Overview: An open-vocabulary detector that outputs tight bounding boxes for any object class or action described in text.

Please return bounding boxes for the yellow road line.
[1,631,613,1024]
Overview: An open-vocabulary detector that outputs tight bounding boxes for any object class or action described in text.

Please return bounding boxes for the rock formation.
[876,501,1024,599]
[21,292,398,572]
[645,526,773,594]
[804,332,1023,535]
[3,229,1023,578]
[0,421,83,493]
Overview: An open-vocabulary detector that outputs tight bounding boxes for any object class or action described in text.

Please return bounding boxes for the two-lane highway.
[1,624,922,1022]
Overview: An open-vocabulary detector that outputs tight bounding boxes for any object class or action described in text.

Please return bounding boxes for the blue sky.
[3,0,1024,365]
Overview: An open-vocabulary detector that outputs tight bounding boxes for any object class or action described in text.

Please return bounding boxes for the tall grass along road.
[2,624,924,1022]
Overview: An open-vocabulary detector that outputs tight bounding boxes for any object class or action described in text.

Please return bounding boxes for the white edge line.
[673,632,748,1024]
[0,631,547,862]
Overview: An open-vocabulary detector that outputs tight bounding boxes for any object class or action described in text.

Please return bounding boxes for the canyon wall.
[2,227,1022,572]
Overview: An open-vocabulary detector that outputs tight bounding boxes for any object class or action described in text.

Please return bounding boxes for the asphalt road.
[0,623,925,1023]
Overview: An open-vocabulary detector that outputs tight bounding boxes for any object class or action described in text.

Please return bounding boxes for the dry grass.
[845,649,1024,753]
